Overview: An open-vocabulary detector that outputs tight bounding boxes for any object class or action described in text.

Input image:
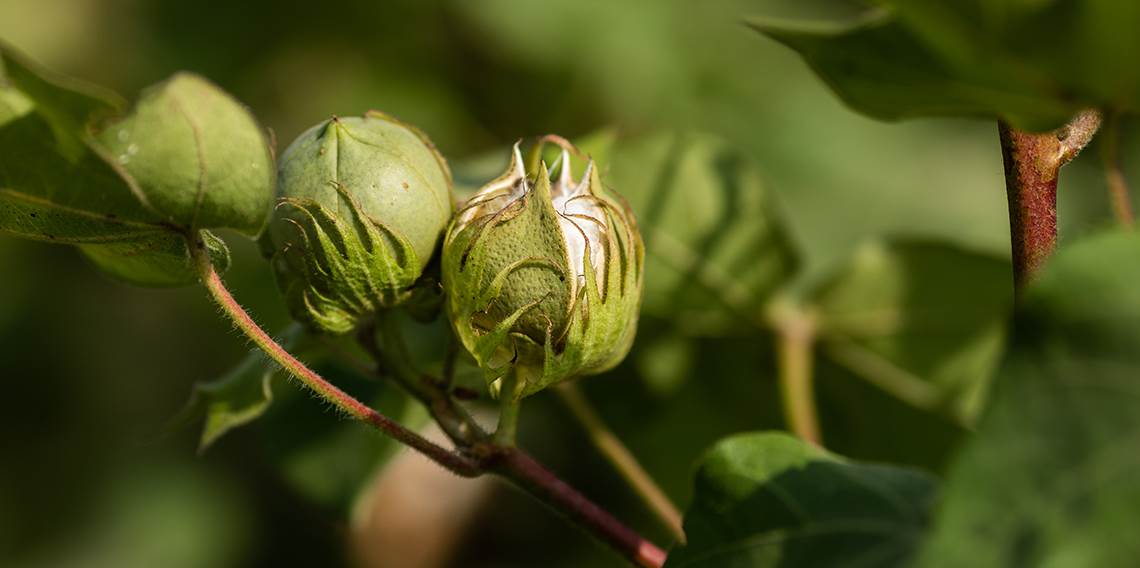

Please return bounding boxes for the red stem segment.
[192,233,666,567]
[999,122,1058,291]
[998,111,1101,292]
[489,447,668,568]
[190,235,480,476]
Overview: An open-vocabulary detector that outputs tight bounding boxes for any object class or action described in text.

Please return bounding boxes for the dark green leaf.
[887,0,1140,115]
[609,131,798,334]
[747,1,1081,130]
[812,239,1012,422]
[814,353,968,472]
[918,230,1140,567]
[667,432,937,568]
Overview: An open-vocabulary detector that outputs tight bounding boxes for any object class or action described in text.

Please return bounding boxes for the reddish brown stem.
[194,234,666,565]
[488,447,667,568]
[190,234,481,477]
[999,124,1058,290]
[1101,112,1135,228]
[998,111,1101,293]
[362,310,669,566]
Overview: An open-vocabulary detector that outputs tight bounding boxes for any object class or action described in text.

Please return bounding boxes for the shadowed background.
[0,0,1135,566]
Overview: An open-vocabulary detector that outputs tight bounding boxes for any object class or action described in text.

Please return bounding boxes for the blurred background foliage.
[1,0,1137,567]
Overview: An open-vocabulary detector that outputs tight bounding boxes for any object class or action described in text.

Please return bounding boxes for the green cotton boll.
[261,112,454,334]
[442,138,644,399]
[94,73,275,236]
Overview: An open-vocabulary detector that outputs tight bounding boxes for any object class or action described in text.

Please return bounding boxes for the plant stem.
[355,318,667,566]
[776,309,821,445]
[555,383,686,544]
[187,233,480,476]
[486,446,668,568]
[998,110,1101,292]
[495,370,522,446]
[191,241,664,566]
[1101,112,1134,229]
[367,317,488,447]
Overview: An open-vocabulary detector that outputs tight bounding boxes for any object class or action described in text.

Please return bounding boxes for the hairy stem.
[356,317,666,566]
[188,233,480,476]
[999,110,1101,292]
[1101,112,1135,229]
[555,383,686,544]
[487,446,668,568]
[366,316,487,446]
[776,309,821,446]
[191,248,665,566]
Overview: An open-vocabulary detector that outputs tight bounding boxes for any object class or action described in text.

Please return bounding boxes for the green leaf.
[667,432,937,568]
[174,324,423,514]
[811,240,1012,422]
[174,324,307,452]
[0,50,168,240]
[94,72,275,236]
[609,131,799,334]
[0,107,163,239]
[886,0,1140,115]
[0,40,124,158]
[0,98,219,285]
[740,0,889,34]
[0,44,258,286]
[79,229,231,287]
[918,230,1140,567]
[747,1,1081,130]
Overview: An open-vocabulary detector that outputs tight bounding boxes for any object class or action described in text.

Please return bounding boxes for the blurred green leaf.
[811,239,1012,422]
[918,230,1140,567]
[667,432,936,568]
[887,0,1140,115]
[174,324,307,452]
[13,464,251,568]
[262,360,430,513]
[178,322,429,514]
[633,322,696,397]
[814,353,967,472]
[450,0,699,129]
[747,0,1083,130]
[609,131,799,334]
[94,73,275,237]
[0,40,123,158]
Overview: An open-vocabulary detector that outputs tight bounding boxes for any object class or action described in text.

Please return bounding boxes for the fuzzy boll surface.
[442,142,644,398]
